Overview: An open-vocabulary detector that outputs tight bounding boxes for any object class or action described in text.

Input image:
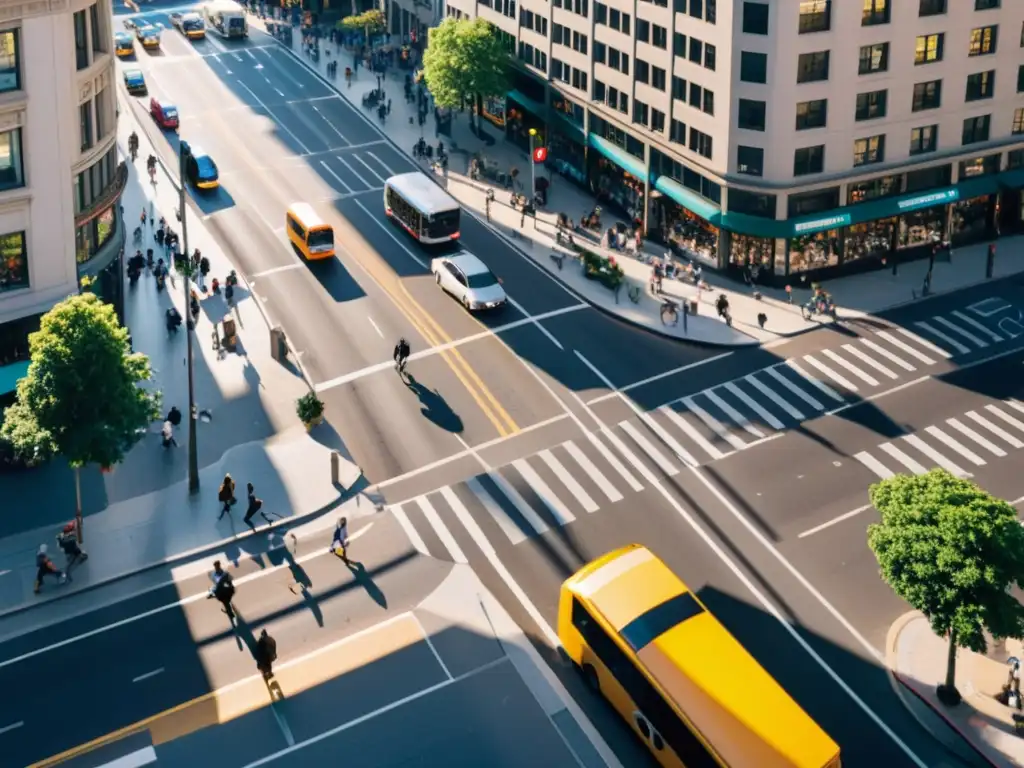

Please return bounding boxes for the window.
[594,1,607,23]
[79,102,93,151]
[847,175,901,204]
[1019,65,1024,92]
[689,38,702,65]
[788,187,840,217]
[652,67,666,91]
[672,76,686,101]
[689,127,712,159]
[0,129,24,191]
[593,80,605,102]
[799,0,830,33]
[974,0,998,9]
[95,87,109,139]
[854,135,885,166]
[919,0,945,14]
[594,41,606,64]
[906,163,951,192]
[90,3,105,52]
[608,8,630,33]
[689,0,702,19]
[729,189,776,219]
[915,33,943,64]
[740,51,767,83]
[797,51,829,83]
[958,154,1000,179]
[670,119,686,144]
[703,90,714,115]
[743,2,769,35]
[519,10,548,35]
[74,9,89,70]
[635,59,649,84]
[651,109,665,133]
[652,25,667,49]
[704,44,716,70]
[706,0,716,23]
[862,0,889,25]
[673,33,685,57]
[607,48,628,74]
[1013,108,1024,135]
[796,99,827,130]
[794,145,825,176]
[965,71,995,101]
[912,80,942,110]
[968,26,997,56]
[0,231,27,292]
[909,125,938,155]
[689,82,702,107]
[0,30,20,92]
[859,43,889,74]
[633,100,649,126]
[738,99,766,131]
[573,31,587,53]
[635,19,649,43]
[573,68,588,91]
[962,114,990,145]
[737,145,764,176]
[856,90,887,121]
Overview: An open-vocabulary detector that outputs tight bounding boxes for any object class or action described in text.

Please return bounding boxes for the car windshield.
[164,109,178,118]
[466,271,498,289]
[308,229,333,249]
[196,159,216,176]
[183,18,202,29]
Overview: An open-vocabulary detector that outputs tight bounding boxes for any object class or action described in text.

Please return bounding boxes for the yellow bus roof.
[569,545,840,768]
[288,203,328,230]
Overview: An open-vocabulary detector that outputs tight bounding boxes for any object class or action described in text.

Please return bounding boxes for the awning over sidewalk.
[0,360,29,396]
[999,168,1024,190]
[654,176,722,225]
[507,89,546,118]
[587,134,651,183]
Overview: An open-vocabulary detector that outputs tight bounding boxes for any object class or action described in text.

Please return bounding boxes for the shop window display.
[667,208,718,266]
[590,156,645,223]
[898,206,944,250]
[788,229,840,273]
[548,132,587,186]
[729,234,774,273]
[950,195,991,245]
[845,218,896,263]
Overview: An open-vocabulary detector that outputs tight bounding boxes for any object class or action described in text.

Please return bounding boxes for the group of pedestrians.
[217,474,273,531]
[34,521,88,593]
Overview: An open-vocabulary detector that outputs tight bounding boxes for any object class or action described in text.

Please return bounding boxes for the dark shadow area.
[305,256,368,303]
[403,373,464,434]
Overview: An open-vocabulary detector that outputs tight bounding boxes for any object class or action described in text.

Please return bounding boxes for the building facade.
[445,0,1024,284]
[0,0,126,396]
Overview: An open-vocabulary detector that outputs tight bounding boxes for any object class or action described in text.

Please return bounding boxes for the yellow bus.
[286,203,335,261]
[558,544,841,768]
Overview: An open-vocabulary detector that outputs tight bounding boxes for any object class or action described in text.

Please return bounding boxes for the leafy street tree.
[867,468,1024,705]
[421,18,508,128]
[339,9,385,41]
[0,293,160,541]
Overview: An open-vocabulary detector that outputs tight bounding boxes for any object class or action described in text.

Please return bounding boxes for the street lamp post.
[528,128,537,203]
[178,140,200,494]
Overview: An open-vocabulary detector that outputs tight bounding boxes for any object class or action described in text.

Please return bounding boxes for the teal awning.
[507,89,547,118]
[999,168,1024,190]
[550,109,586,139]
[0,360,29,396]
[654,176,722,225]
[955,172,1003,200]
[587,134,650,182]
[720,210,788,239]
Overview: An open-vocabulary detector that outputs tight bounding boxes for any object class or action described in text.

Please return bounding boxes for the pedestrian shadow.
[267,539,324,628]
[340,554,387,609]
[403,373,464,434]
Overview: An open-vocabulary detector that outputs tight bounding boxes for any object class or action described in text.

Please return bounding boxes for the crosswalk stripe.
[744,373,804,420]
[539,449,599,513]
[391,504,430,556]
[878,330,937,364]
[855,451,894,479]
[933,316,987,348]
[488,471,551,537]
[785,360,844,401]
[951,310,1002,342]
[724,382,784,429]
[562,440,624,502]
[601,427,662,486]
[860,338,917,371]
[439,486,495,556]
[879,442,928,474]
[985,405,1024,436]
[705,390,765,438]
[841,344,897,379]
[513,459,577,525]
[466,477,528,545]
[965,410,1024,449]
[660,405,727,459]
[903,433,968,476]
[683,396,746,450]
[585,432,644,492]
[637,411,699,467]
[416,496,467,563]
[765,366,825,410]
[909,323,964,355]
[946,417,1007,456]
[619,421,679,476]
[821,349,879,386]
[924,426,985,466]
[803,354,858,392]
[1005,399,1024,417]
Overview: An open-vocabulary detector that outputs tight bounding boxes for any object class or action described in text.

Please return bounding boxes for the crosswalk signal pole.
[178,140,200,494]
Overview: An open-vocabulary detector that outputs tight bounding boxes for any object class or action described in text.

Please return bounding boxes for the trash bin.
[688,299,698,315]
[270,326,288,361]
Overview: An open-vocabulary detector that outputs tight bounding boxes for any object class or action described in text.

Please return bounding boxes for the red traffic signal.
[532,146,548,163]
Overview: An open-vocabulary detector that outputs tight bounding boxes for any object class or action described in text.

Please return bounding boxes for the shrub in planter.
[296,391,325,426]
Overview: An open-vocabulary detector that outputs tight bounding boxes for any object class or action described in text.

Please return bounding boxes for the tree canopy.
[338,9,385,34]
[421,18,508,111]
[0,293,159,469]
[868,469,1024,701]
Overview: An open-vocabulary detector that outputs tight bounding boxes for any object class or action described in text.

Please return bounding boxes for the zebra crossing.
[855,399,1024,480]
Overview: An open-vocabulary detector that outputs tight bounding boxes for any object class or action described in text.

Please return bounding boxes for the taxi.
[135,23,161,48]
[123,69,147,96]
[150,98,179,130]
[114,32,134,57]
[171,12,206,39]
[185,148,219,190]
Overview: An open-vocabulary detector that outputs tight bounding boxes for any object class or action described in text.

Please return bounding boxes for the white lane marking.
[896,327,950,359]
[1006,399,1024,416]
[538,449,599,513]
[765,366,824,410]
[704,389,765,438]
[412,612,454,681]
[416,496,466,563]
[860,338,916,371]
[952,310,1003,342]
[855,450,895,479]
[97,746,158,767]
[879,442,928,474]
[966,410,1024,448]
[618,421,678,476]
[366,315,384,338]
[924,426,985,466]
[946,417,1007,456]
[391,504,429,556]
[826,375,928,418]
[821,349,879,387]
[488,470,550,537]
[784,360,843,401]
[561,440,623,503]
[803,354,858,392]
[660,405,726,460]
[334,155,372,189]
[903,434,967,476]
[635,409,699,467]
[251,263,303,278]
[585,430,643,492]
[132,667,165,683]
[933,316,987,348]
[365,151,397,177]
[585,352,734,402]
[274,87,285,97]
[464,477,527,545]
[310,104,350,144]
[506,295,564,349]
[985,405,1024,436]
[319,159,353,193]
[0,570,10,577]
[876,331,936,364]
[724,381,784,429]
[841,344,897,380]
[600,426,661,486]
[0,721,24,736]
[353,154,387,184]
[236,79,310,154]
[744,373,804,420]
[683,396,744,451]
[798,504,874,539]
[513,459,576,526]
[352,199,428,268]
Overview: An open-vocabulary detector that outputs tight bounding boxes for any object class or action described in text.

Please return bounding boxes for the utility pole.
[178,140,200,493]
[528,127,537,202]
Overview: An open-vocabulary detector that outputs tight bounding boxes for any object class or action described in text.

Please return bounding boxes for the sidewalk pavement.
[271,26,1023,346]
[888,611,1021,767]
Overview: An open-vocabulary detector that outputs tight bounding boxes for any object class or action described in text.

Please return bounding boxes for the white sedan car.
[430,252,507,311]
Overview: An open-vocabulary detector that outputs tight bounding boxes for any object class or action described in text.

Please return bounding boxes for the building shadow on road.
[403,373,464,433]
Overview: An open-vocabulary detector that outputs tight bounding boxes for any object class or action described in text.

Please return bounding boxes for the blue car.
[123,68,147,95]
[185,148,219,190]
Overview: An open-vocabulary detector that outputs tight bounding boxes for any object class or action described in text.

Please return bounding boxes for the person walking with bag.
[218,474,236,519]
[330,517,349,563]
[34,544,67,593]
[207,560,236,619]
[256,629,277,679]
[243,482,272,529]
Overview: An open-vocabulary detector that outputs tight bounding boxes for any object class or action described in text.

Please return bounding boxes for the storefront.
[998,150,1024,234]
[653,176,721,268]
[547,91,587,188]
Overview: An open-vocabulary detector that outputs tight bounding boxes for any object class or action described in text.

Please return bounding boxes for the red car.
[150,98,179,130]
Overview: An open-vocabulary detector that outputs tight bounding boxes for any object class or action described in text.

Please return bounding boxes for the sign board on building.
[792,213,851,235]
[896,188,959,212]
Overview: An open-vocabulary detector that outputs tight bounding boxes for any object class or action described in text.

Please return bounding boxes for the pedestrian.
[161,419,177,448]
[34,544,67,593]
[386,98,391,115]
[207,560,235,618]
[256,628,277,678]
[243,482,272,528]
[218,473,236,519]
[140,208,147,231]
[167,405,182,427]
[330,516,349,562]
[57,522,88,572]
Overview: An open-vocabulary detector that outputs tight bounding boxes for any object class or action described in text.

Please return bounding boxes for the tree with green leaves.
[421,18,508,127]
[338,8,385,39]
[868,468,1024,705]
[0,293,160,541]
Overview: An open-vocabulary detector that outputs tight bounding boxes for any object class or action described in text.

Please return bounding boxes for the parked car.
[430,252,507,311]
[150,98,179,130]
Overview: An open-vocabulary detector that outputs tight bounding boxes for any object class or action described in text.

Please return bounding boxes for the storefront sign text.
[896,189,959,212]
[792,214,851,235]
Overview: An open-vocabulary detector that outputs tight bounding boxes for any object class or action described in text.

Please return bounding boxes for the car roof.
[125,69,144,78]
[115,31,132,39]
[193,151,214,164]
[447,252,491,276]
[182,11,201,18]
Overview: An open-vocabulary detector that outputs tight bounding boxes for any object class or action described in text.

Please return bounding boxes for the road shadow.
[340,554,387,608]
[305,257,368,303]
[403,372,464,433]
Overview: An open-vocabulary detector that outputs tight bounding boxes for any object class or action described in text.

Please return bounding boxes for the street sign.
[532,146,547,164]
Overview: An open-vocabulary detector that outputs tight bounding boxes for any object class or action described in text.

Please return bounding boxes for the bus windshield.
[425,210,460,240]
[308,228,334,249]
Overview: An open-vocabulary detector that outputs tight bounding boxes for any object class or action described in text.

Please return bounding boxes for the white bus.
[384,172,461,245]
[202,0,247,38]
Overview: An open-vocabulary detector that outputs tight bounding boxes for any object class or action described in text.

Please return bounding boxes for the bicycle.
[660,299,679,327]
